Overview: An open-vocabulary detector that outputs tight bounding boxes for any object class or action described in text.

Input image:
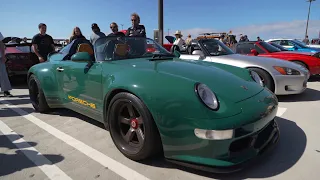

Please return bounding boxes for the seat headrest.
[114,44,128,56]
[77,43,94,55]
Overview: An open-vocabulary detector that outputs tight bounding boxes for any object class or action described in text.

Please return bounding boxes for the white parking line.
[0,99,150,180]
[277,107,287,117]
[0,120,73,180]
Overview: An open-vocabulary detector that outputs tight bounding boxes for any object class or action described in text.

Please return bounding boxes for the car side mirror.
[250,49,259,56]
[192,50,205,59]
[71,52,91,62]
[173,50,181,58]
[293,46,298,50]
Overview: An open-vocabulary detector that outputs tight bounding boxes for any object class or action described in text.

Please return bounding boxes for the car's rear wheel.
[248,68,275,92]
[107,92,162,161]
[28,74,50,113]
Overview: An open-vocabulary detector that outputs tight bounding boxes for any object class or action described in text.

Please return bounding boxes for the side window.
[272,40,281,45]
[254,44,265,54]
[236,44,255,54]
[288,41,296,47]
[280,40,289,46]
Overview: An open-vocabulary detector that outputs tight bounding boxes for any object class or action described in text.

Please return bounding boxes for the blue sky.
[1,0,320,41]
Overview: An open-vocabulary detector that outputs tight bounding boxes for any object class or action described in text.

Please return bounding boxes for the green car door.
[56,44,104,120]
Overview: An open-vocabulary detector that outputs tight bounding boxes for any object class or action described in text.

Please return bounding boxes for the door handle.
[56,67,64,72]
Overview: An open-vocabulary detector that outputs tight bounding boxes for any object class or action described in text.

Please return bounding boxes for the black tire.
[292,61,308,69]
[28,74,50,113]
[248,68,275,92]
[107,92,162,161]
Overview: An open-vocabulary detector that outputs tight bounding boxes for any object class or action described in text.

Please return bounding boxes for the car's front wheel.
[107,92,162,161]
[28,74,50,113]
[248,68,275,92]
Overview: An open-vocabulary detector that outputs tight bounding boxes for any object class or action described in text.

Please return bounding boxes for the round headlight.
[195,83,219,110]
[250,71,263,87]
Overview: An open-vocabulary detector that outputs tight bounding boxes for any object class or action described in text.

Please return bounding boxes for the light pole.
[120,24,124,30]
[305,0,316,38]
[158,0,164,45]
[168,28,170,35]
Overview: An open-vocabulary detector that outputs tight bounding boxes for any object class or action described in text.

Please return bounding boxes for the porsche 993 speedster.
[27,36,280,173]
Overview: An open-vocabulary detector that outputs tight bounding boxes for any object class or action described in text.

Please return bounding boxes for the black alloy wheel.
[107,92,162,161]
[28,75,50,112]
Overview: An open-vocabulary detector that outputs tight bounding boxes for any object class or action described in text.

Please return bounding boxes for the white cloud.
[178,20,320,41]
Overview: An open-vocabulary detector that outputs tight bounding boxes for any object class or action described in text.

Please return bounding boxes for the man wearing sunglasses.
[108,22,125,37]
[125,13,146,37]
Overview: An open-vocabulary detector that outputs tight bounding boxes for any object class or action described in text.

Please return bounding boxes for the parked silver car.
[177,39,310,95]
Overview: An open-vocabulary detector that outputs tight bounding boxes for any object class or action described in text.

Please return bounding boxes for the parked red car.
[232,41,320,75]
[3,37,62,77]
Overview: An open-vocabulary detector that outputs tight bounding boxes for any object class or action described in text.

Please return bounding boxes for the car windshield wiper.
[149,54,175,61]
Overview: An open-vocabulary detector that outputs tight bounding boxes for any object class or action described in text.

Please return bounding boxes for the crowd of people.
[0,12,146,97]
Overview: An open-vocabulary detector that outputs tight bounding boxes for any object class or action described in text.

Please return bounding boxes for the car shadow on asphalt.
[0,134,65,177]
[0,107,34,118]
[45,108,106,129]
[308,75,320,82]
[140,117,307,180]
[277,88,320,102]
[9,76,28,89]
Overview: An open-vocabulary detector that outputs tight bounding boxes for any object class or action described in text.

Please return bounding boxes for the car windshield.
[269,42,288,51]
[259,42,281,52]
[94,36,174,61]
[200,39,235,56]
[292,40,308,48]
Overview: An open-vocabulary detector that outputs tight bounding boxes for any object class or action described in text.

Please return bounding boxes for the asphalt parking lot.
[1,76,320,180]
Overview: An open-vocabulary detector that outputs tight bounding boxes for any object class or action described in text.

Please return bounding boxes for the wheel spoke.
[136,128,145,143]
[127,104,135,118]
[136,117,143,124]
[119,116,131,125]
[124,128,135,143]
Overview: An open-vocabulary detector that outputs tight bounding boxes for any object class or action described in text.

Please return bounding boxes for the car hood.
[213,54,303,69]
[112,58,264,103]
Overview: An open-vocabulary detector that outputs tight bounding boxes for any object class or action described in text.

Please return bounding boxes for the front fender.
[102,70,242,128]
[28,63,60,98]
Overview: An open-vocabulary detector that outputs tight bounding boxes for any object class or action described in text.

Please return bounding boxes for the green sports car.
[27,36,280,173]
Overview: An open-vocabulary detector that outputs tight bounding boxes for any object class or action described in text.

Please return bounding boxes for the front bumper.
[161,89,279,173]
[166,119,279,173]
[274,72,309,95]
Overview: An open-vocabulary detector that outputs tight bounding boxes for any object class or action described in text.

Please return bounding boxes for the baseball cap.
[91,23,99,29]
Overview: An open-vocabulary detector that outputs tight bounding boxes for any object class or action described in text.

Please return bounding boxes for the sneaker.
[4,91,13,97]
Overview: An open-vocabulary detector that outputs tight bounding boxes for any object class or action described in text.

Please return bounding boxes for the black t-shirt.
[125,25,146,37]
[107,32,125,37]
[32,34,54,59]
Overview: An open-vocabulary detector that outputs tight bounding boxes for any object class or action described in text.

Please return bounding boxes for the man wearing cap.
[90,23,106,45]
[173,30,185,51]
[0,31,13,97]
[125,13,146,37]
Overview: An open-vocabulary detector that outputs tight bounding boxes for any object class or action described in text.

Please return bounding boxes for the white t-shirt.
[173,38,185,50]
[0,32,4,58]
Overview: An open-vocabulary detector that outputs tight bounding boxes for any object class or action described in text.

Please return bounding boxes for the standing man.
[90,23,106,45]
[0,31,13,97]
[303,35,310,45]
[125,13,146,37]
[32,23,55,63]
